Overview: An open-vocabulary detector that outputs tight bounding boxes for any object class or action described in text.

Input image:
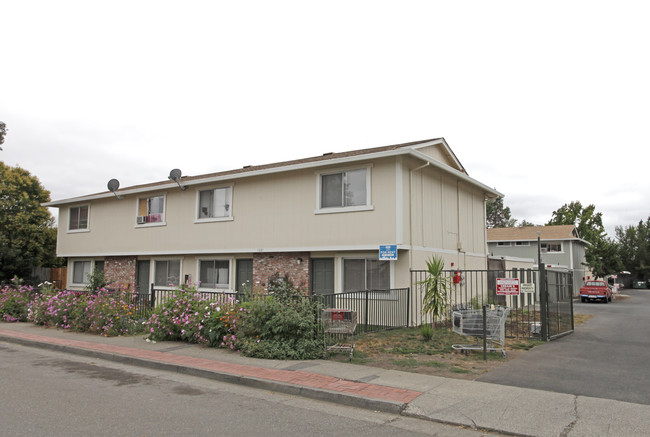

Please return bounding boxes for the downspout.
[457,180,465,269]
[409,162,430,269]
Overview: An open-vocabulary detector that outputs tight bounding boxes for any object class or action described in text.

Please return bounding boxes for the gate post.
[539,263,549,341]
[149,283,155,309]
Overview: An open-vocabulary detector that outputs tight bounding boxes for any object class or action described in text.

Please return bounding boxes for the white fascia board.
[407,149,502,198]
[488,255,536,263]
[58,244,413,258]
[45,142,445,207]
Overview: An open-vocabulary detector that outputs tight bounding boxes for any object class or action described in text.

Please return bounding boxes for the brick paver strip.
[0,329,422,404]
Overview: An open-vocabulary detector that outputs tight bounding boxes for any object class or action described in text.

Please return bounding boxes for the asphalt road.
[477,288,650,405]
[0,342,504,437]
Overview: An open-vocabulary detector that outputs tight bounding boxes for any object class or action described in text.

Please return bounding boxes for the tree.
[547,201,616,277]
[0,121,7,151]
[0,162,60,282]
[518,219,537,227]
[616,217,650,280]
[547,201,606,244]
[586,237,622,279]
[486,197,517,228]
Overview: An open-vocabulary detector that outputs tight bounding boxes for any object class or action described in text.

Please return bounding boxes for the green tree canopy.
[616,217,650,279]
[0,121,7,151]
[486,197,517,228]
[546,201,616,277]
[0,162,59,281]
[547,201,606,243]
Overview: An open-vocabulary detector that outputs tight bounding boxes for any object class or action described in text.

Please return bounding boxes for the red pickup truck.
[580,280,612,303]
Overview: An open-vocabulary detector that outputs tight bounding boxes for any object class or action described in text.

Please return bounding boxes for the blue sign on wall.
[379,244,398,261]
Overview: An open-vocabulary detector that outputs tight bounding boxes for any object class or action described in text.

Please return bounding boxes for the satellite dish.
[107,178,122,199]
[169,168,182,181]
[168,168,187,190]
[107,179,120,192]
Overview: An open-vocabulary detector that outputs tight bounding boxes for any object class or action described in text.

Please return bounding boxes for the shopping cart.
[322,309,357,360]
[452,306,509,357]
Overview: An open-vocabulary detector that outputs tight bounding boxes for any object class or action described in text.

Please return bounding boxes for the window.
[199,260,230,289]
[515,242,530,246]
[343,258,389,292]
[72,260,92,284]
[154,260,181,287]
[319,168,369,210]
[497,242,511,247]
[541,242,562,253]
[197,187,232,221]
[137,195,165,225]
[69,205,89,231]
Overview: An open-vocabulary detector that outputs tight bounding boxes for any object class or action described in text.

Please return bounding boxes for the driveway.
[477,289,650,405]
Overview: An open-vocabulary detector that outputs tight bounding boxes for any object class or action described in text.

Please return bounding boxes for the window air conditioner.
[137,216,147,224]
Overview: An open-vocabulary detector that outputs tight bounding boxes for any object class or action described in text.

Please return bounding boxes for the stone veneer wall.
[253,252,311,293]
[104,256,137,290]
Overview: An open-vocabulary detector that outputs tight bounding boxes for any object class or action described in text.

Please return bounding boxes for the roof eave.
[44,138,501,206]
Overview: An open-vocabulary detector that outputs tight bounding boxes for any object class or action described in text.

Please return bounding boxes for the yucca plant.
[419,256,452,327]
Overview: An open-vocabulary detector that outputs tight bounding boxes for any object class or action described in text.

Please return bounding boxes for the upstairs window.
[137,195,165,225]
[69,205,89,231]
[317,167,372,213]
[541,242,562,253]
[197,187,232,221]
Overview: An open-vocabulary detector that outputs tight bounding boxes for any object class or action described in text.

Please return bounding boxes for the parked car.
[580,280,612,303]
[632,281,647,289]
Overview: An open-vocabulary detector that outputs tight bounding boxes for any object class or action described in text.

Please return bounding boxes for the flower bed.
[0,282,145,336]
[1,277,323,360]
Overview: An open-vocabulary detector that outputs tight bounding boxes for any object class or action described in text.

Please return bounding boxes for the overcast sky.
[2,1,648,238]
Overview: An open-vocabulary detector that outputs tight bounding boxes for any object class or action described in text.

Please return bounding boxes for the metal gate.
[539,263,574,340]
[410,266,574,340]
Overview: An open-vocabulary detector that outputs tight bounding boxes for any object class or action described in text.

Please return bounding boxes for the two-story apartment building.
[487,225,590,295]
[45,138,501,295]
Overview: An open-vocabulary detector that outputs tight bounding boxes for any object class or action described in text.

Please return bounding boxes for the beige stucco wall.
[58,148,494,293]
[57,158,399,257]
[405,158,488,270]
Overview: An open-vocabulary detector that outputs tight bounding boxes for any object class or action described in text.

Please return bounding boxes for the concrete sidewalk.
[1,322,647,437]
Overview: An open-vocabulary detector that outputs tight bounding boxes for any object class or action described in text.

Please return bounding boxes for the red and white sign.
[496,278,520,296]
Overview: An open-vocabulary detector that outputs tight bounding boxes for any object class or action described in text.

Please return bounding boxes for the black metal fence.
[410,267,574,340]
[309,288,410,334]
[147,284,411,335]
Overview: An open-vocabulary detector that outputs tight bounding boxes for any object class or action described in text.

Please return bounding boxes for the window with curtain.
[69,205,89,230]
[72,260,92,284]
[343,258,389,292]
[154,260,181,287]
[137,196,165,224]
[198,187,232,219]
[199,260,230,289]
[321,168,367,209]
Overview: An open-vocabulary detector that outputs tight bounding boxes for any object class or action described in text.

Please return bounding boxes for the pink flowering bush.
[146,286,222,344]
[0,282,37,322]
[145,278,322,359]
[28,287,146,336]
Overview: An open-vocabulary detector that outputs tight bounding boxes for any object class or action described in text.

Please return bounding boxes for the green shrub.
[237,278,322,360]
[420,324,434,341]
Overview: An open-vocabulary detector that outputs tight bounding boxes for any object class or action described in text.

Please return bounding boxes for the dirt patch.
[327,327,547,380]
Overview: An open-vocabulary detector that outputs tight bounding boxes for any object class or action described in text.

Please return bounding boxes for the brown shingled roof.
[487,225,579,241]
[105,138,443,194]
